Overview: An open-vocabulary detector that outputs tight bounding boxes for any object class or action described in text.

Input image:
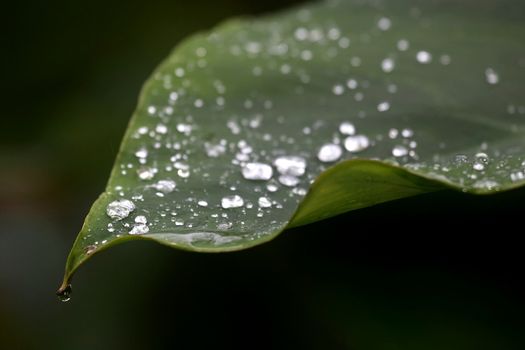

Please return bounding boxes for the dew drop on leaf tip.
[57,284,72,303]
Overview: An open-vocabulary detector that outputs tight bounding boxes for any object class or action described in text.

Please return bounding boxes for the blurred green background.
[1,0,524,349]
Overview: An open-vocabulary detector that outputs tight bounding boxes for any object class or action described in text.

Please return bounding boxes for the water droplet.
[177,123,193,134]
[57,284,72,302]
[473,162,485,171]
[273,156,307,177]
[242,162,273,181]
[416,51,432,64]
[327,27,341,40]
[377,101,390,112]
[130,223,149,235]
[221,195,244,209]
[106,199,135,220]
[198,200,209,207]
[134,215,147,224]
[338,37,350,48]
[339,122,356,135]
[155,124,168,134]
[169,92,179,102]
[392,145,409,157]
[258,197,272,208]
[177,169,190,178]
[317,144,343,162]
[346,79,358,90]
[485,67,499,85]
[511,171,525,182]
[377,17,392,31]
[175,67,185,77]
[280,64,292,74]
[204,142,226,157]
[397,39,410,51]
[332,84,344,96]
[381,58,395,73]
[137,167,156,180]
[147,106,157,115]
[454,154,468,164]
[475,152,489,163]
[294,27,308,41]
[217,222,233,230]
[266,181,279,192]
[440,54,451,65]
[401,128,414,138]
[388,128,399,139]
[135,147,148,159]
[301,50,313,61]
[351,57,362,67]
[344,135,370,152]
[278,175,300,187]
[153,179,176,193]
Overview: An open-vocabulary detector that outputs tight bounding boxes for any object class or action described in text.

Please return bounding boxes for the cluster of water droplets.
[75,0,525,260]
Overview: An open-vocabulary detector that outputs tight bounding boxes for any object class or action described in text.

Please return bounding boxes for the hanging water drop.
[57,284,72,302]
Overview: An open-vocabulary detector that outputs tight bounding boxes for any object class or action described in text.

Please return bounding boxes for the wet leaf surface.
[60,0,525,292]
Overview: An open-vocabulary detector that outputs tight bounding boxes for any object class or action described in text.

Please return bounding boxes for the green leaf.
[59,0,525,294]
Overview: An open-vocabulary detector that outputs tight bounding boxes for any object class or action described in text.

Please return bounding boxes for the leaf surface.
[59,0,525,293]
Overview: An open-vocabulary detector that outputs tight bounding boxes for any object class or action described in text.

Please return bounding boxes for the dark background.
[1,1,524,349]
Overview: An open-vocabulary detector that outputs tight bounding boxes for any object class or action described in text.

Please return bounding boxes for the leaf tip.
[56,281,72,302]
